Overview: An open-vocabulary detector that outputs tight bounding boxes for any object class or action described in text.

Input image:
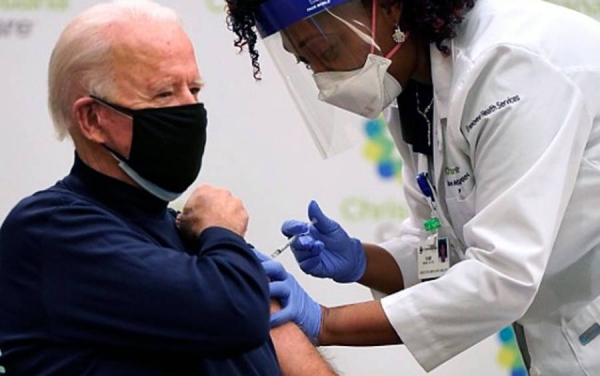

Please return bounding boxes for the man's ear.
[72,97,109,143]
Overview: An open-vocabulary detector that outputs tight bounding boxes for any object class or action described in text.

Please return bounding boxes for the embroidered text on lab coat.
[465,95,521,133]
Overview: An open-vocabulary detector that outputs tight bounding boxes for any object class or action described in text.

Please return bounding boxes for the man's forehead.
[106,22,200,96]
[109,23,197,71]
[111,21,190,53]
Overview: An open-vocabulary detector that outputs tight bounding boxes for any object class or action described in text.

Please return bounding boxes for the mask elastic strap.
[385,31,409,59]
[90,95,134,117]
[370,0,408,59]
[102,145,182,201]
[370,0,378,55]
[102,144,128,162]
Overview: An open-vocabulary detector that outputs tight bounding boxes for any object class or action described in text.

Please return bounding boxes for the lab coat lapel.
[430,45,453,209]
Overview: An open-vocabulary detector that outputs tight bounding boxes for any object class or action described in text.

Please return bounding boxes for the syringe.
[270,218,317,258]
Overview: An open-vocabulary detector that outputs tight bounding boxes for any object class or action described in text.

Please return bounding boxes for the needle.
[270,218,317,258]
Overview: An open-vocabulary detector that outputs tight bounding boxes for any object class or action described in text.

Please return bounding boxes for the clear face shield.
[256,0,405,157]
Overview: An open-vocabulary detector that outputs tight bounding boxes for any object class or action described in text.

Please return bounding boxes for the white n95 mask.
[313,54,402,119]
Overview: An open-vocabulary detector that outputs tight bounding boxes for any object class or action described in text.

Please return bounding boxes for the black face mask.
[90,95,207,200]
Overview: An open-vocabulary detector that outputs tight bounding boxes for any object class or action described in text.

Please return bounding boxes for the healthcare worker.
[225,0,600,374]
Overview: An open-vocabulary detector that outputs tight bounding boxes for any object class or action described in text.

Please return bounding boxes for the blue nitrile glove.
[281,200,366,283]
[251,248,322,342]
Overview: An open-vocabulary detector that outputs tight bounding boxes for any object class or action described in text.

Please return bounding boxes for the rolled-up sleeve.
[1,199,272,358]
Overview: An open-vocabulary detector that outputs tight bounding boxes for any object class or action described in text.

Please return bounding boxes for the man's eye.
[189,87,201,95]
[156,91,173,98]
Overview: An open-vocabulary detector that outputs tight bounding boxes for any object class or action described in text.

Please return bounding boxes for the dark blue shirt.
[0,156,282,376]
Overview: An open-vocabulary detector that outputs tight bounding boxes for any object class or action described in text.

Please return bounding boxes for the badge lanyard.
[416,172,450,281]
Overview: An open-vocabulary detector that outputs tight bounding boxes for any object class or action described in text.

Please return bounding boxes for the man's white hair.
[48,0,181,140]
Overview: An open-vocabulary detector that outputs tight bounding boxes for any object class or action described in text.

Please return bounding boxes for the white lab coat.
[377,0,600,374]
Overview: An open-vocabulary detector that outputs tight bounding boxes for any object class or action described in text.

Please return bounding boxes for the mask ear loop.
[90,95,134,118]
[370,0,408,59]
[370,0,378,55]
[385,30,408,59]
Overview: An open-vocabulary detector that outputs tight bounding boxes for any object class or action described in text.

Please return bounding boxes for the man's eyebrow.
[147,78,175,91]
[146,77,205,92]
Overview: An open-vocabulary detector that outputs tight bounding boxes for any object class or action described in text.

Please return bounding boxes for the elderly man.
[0,1,335,375]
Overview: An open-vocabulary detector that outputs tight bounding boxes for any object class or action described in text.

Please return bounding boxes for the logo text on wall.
[0,0,69,10]
[0,18,32,37]
[0,0,70,39]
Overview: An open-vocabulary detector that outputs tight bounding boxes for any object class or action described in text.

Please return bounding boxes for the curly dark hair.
[225,0,475,79]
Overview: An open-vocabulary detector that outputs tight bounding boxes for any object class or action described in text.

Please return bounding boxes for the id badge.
[418,235,450,280]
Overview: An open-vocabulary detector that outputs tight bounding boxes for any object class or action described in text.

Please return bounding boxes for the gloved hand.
[281,200,366,283]
[251,248,322,343]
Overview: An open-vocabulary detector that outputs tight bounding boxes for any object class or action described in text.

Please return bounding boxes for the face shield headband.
[256,0,405,57]
[256,0,355,38]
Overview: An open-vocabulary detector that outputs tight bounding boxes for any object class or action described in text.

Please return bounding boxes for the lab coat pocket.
[562,295,600,375]
[445,189,476,241]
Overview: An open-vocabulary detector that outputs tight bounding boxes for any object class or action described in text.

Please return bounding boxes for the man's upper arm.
[268,300,338,376]
[2,196,271,357]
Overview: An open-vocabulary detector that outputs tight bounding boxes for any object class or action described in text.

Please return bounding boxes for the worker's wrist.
[301,298,323,345]
[316,305,330,346]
